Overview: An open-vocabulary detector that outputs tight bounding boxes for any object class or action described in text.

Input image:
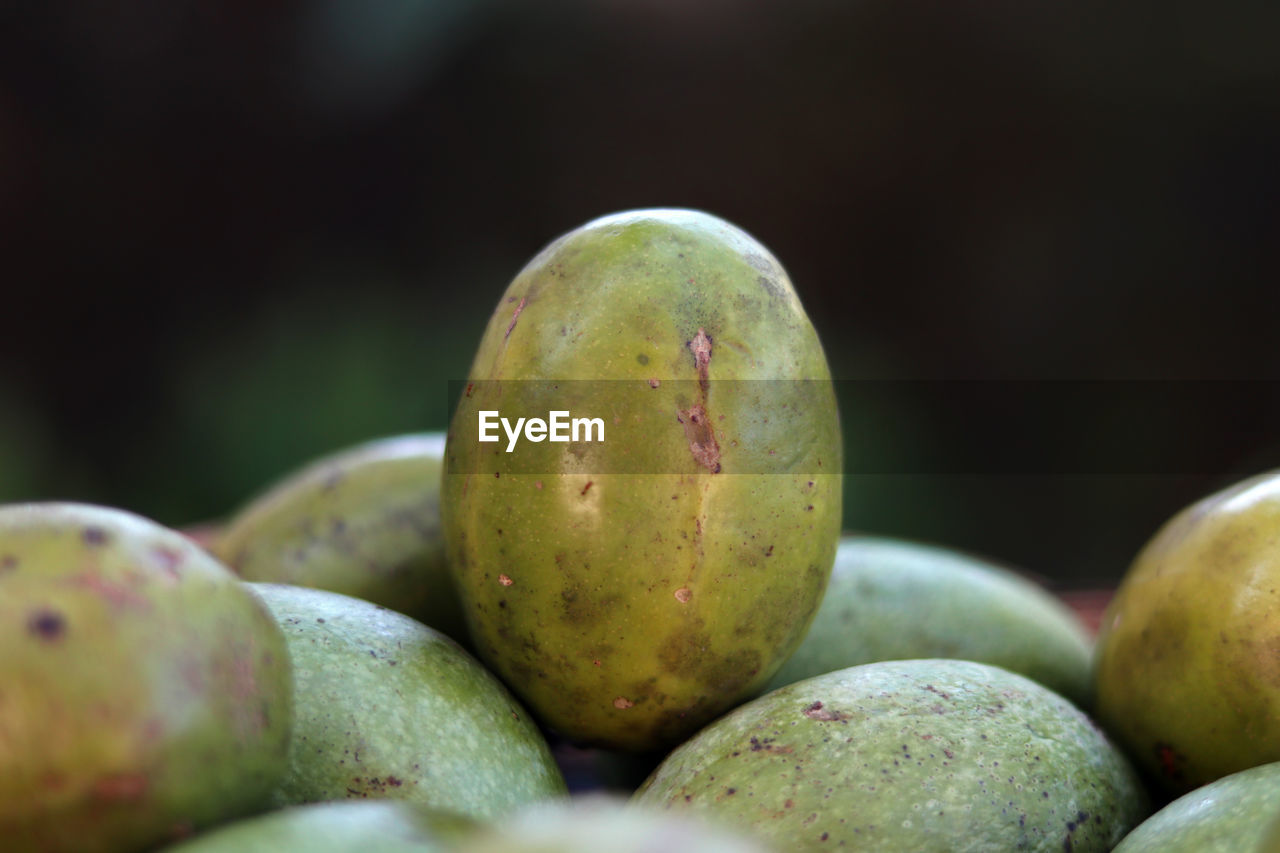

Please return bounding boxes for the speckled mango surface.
[216,433,465,642]
[251,583,566,820]
[634,659,1148,852]
[1093,470,1280,793]
[766,536,1094,707]
[159,800,476,853]
[443,209,842,752]
[1112,761,1280,852]
[0,503,293,853]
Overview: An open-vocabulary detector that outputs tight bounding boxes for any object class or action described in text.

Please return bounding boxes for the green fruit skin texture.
[216,433,466,642]
[0,503,293,853]
[457,795,777,853]
[1112,761,1280,853]
[1257,804,1280,853]
[443,209,842,751]
[1093,470,1280,793]
[766,536,1094,707]
[159,801,476,853]
[634,659,1148,853]
[250,583,567,820]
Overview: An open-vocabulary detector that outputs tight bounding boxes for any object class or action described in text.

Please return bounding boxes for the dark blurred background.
[2,0,1277,587]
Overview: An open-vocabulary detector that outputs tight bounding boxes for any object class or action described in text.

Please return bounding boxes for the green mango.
[0,503,293,853]
[1257,805,1280,853]
[456,795,777,853]
[159,801,476,853]
[1112,761,1280,852]
[634,659,1148,853]
[216,433,466,642]
[1093,470,1280,793]
[250,583,566,819]
[443,208,842,752]
[765,536,1094,706]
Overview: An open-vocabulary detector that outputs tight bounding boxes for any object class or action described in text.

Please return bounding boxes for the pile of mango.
[4,210,1280,852]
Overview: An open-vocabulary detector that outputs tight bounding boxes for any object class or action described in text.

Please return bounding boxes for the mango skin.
[0,503,293,853]
[635,659,1148,853]
[1112,761,1280,853]
[216,434,465,642]
[1256,803,1280,853]
[159,801,476,853]
[250,583,567,820]
[765,536,1094,706]
[457,795,776,853]
[443,209,842,751]
[1093,470,1280,793]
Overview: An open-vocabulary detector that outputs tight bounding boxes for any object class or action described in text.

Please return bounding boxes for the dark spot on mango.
[0,554,17,572]
[82,526,109,546]
[28,609,66,641]
[658,629,712,678]
[637,353,650,365]
[702,649,762,696]
[758,276,783,299]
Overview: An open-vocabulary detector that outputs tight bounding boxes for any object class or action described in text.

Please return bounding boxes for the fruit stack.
[3,210,1278,852]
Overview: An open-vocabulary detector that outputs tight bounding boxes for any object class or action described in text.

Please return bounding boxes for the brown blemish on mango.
[678,405,720,473]
[505,296,527,340]
[803,700,851,722]
[678,328,721,472]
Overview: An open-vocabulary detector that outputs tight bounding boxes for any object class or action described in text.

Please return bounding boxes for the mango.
[1257,805,1280,853]
[456,795,776,853]
[0,503,293,853]
[159,801,476,853]
[1093,470,1280,792]
[250,583,566,819]
[765,536,1094,706]
[1112,761,1280,852]
[216,434,465,641]
[443,208,842,751]
[634,658,1148,852]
